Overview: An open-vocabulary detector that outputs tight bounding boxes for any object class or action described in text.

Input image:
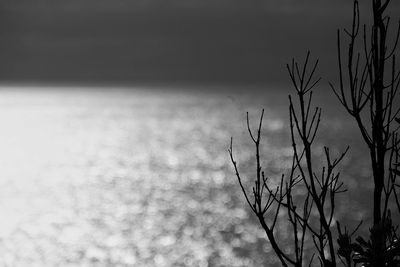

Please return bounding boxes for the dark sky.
[0,0,399,85]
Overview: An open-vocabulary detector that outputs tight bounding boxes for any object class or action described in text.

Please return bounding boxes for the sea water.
[0,85,372,266]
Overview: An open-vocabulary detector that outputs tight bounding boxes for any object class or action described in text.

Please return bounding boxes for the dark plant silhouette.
[230,0,400,266]
[331,0,400,265]
[230,52,347,267]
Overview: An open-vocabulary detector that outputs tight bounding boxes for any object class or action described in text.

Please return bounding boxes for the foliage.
[230,0,400,266]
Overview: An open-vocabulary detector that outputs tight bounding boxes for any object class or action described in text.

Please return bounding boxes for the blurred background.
[0,0,372,85]
[0,0,399,266]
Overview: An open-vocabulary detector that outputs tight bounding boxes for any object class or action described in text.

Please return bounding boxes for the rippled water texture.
[0,86,371,266]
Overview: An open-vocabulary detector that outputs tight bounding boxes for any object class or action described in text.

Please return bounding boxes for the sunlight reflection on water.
[0,86,368,266]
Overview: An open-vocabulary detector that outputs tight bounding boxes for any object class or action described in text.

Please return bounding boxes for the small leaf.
[351,243,364,253]
[356,236,369,247]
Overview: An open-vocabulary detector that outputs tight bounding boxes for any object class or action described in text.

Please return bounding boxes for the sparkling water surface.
[0,85,371,266]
